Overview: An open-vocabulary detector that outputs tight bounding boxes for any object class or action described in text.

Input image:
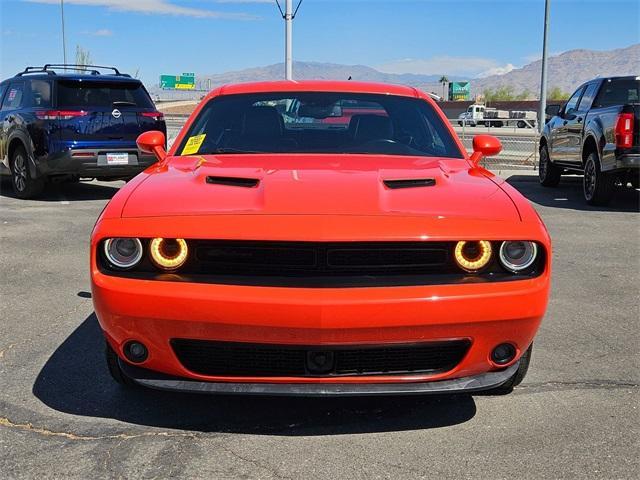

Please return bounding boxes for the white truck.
[458,104,537,128]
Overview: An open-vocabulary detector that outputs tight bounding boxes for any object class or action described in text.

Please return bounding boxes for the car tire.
[105,341,137,387]
[484,343,533,395]
[583,152,614,205]
[538,145,561,187]
[517,120,526,129]
[10,146,44,199]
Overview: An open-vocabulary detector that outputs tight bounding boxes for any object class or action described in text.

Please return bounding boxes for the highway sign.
[160,73,196,90]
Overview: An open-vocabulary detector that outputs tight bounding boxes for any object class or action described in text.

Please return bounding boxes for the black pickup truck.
[539,76,639,205]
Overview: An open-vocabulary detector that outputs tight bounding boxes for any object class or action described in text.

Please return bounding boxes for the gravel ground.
[0,172,638,479]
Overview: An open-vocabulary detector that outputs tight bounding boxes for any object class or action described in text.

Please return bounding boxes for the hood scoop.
[383,178,436,189]
[206,176,260,188]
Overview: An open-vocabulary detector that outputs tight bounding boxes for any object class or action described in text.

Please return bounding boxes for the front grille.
[171,339,470,377]
[193,241,451,276]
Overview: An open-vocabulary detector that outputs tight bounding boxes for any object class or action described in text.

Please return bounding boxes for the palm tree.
[439,76,449,101]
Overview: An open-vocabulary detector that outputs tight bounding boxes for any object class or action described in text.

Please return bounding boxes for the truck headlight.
[103,238,143,269]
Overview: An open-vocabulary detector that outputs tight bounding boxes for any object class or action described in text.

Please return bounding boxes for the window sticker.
[181,134,206,156]
[8,89,17,101]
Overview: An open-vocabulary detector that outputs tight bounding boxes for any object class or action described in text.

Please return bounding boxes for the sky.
[1,0,638,85]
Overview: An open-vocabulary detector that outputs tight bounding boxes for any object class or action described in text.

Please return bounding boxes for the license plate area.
[97,152,138,166]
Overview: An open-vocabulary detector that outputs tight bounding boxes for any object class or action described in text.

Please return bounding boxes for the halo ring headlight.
[454,240,492,272]
[104,238,143,269]
[499,241,538,273]
[149,238,188,270]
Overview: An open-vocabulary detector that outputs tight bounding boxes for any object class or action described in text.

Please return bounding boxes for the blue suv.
[0,64,166,198]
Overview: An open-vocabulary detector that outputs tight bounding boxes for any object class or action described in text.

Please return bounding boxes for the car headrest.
[349,114,393,142]
[242,106,283,138]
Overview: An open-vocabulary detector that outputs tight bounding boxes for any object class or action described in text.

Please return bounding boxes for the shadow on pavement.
[0,179,121,202]
[506,175,640,213]
[33,314,476,435]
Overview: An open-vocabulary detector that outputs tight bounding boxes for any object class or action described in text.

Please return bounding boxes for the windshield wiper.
[112,101,137,107]
[209,147,262,154]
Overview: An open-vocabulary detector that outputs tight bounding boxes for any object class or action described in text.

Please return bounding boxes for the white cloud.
[477,63,516,78]
[24,0,257,19]
[82,28,114,36]
[377,56,510,77]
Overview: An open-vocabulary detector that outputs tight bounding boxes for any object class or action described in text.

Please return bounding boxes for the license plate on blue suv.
[106,152,129,165]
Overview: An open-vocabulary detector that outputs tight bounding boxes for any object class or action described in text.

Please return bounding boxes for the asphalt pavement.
[0,172,638,479]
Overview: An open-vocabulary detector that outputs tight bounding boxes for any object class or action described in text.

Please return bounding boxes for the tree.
[547,86,570,101]
[439,76,449,100]
[483,85,516,101]
[75,45,92,70]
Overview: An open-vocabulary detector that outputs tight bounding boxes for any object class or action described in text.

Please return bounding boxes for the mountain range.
[151,44,639,100]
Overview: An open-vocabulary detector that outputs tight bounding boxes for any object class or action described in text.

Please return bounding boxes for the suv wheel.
[583,152,613,205]
[538,145,561,187]
[10,146,44,199]
[485,343,533,395]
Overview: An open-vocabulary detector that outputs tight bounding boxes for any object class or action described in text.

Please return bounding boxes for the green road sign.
[160,73,196,90]
[448,82,471,101]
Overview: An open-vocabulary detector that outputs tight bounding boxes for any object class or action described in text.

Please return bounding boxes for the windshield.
[176,92,463,158]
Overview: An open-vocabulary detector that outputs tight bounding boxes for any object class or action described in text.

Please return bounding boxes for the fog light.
[123,341,148,363]
[491,343,516,365]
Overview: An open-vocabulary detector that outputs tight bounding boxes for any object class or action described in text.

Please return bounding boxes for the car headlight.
[499,241,538,272]
[149,238,189,270]
[454,240,492,272]
[103,238,143,269]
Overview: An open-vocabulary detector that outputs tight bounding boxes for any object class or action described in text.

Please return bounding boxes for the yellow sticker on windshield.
[181,134,206,155]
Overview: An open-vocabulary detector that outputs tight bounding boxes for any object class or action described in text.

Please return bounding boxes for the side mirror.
[469,135,502,166]
[545,104,561,118]
[137,131,167,162]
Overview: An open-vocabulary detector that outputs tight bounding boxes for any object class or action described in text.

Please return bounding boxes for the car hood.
[121,154,519,221]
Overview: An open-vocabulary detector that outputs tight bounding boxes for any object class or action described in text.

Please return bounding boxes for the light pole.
[60,0,67,65]
[538,0,550,133]
[285,0,292,80]
[277,0,302,79]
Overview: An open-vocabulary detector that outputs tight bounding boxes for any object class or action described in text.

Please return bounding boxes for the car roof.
[3,73,140,84]
[215,80,420,98]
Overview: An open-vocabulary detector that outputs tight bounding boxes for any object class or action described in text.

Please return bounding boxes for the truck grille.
[171,339,470,377]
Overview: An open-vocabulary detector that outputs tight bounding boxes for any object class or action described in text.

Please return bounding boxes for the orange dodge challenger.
[91,81,551,396]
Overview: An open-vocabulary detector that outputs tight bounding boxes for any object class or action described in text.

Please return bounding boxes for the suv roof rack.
[16,64,130,77]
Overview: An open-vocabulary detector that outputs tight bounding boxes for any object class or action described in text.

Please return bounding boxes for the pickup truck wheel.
[484,343,533,395]
[105,341,137,387]
[583,152,613,205]
[10,147,45,199]
[539,145,561,187]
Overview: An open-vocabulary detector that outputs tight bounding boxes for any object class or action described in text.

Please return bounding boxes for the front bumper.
[120,358,520,396]
[93,271,548,386]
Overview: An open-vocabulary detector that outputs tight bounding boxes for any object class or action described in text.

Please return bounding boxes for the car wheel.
[105,341,137,387]
[538,145,561,187]
[517,120,526,128]
[484,343,533,395]
[10,146,44,199]
[583,152,614,205]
